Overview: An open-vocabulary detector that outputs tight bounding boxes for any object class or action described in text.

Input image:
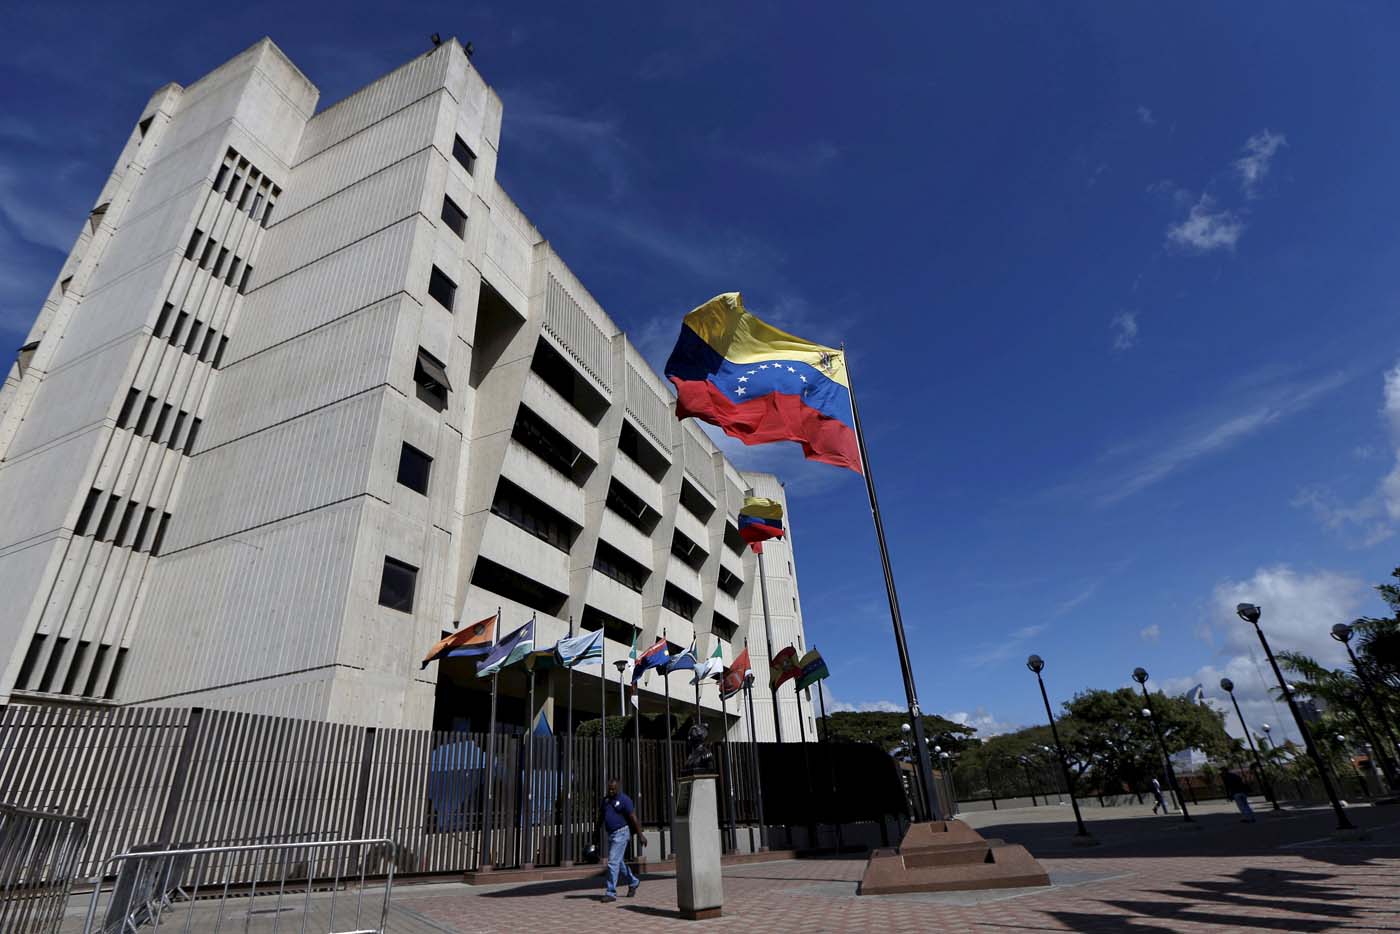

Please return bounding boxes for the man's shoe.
[601,895,617,903]
[627,883,639,898]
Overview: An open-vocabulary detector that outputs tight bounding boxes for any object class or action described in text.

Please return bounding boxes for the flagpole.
[742,666,769,852]
[478,608,501,872]
[754,547,784,743]
[563,616,575,867]
[522,663,536,868]
[632,667,642,865]
[661,630,674,861]
[844,348,942,823]
[720,690,738,853]
[599,629,607,864]
[794,680,818,848]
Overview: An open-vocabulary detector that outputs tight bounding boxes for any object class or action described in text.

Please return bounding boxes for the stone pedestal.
[674,774,723,920]
[859,820,1050,895]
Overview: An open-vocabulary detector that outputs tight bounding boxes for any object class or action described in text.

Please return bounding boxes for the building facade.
[0,38,816,741]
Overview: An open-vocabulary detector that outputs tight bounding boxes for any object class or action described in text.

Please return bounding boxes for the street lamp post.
[1133,667,1193,823]
[1026,655,1094,842]
[1220,677,1280,810]
[939,750,959,816]
[1331,622,1400,787]
[1236,604,1356,830]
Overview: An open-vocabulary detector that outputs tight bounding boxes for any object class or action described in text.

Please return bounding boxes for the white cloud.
[1137,106,1156,127]
[1235,130,1287,197]
[1153,566,1368,746]
[1296,361,1400,541]
[1140,624,1160,642]
[1167,195,1244,252]
[1111,311,1138,351]
[948,707,1017,737]
[499,87,633,197]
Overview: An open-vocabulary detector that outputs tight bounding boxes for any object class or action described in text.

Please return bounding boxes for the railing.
[81,838,395,934]
[0,803,90,934]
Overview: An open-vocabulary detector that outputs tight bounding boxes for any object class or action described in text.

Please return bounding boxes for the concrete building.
[0,38,816,741]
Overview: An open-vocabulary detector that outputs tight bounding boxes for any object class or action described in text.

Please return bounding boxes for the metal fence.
[0,704,904,889]
[0,802,89,934]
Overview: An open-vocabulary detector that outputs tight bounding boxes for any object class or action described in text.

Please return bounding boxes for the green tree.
[818,710,975,755]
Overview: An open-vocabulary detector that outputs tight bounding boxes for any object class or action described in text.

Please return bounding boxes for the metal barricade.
[81,838,396,934]
[0,802,91,934]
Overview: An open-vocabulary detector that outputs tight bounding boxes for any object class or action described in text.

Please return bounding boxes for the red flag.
[769,646,800,691]
[720,648,752,698]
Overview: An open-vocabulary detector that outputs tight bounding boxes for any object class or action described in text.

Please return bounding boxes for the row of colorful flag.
[420,615,603,675]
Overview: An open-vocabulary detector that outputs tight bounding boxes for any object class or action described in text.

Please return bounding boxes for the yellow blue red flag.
[664,293,862,474]
[738,496,784,553]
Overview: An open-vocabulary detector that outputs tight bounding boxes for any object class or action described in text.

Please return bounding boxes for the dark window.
[679,479,715,522]
[59,276,73,295]
[440,196,467,237]
[213,164,229,191]
[184,418,202,456]
[593,540,648,593]
[452,135,476,174]
[428,266,457,311]
[168,311,189,346]
[724,523,745,556]
[396,443,432,495]
[135,396,157,435]
[261,198,275,227]
[103,647,128,699]
[662,583,699,621]
[249,192,264,218]
[378,557,418,613]
[168,412,187,450]
[238,265,253,294]
[718,566,743,597]
[185,229,203,260]
[606,480,659,533]
[138,116,153,136]
[224,174,242,203]
[618,420,670,481]
[414,348,451,411]
[74,488,101,536]
[512,405,592,482]
[237,183,253,211]
[224,257,241,288]
[530,338,609,423]
[15,634,46,690]
[116,389,140,428]
[134,506,155,551]
[113,500,139,547]
[490,478,578,552]
[93,495,121,542]
[82,644,110,697]
[198,328,217,362]
[211,247,229,277]
[151,403,173,442]
[198,238,216,269]
[470,557,567,617]
[154,302,174,337]
[150,512,172,555]
[580,606,637,648]
[712,612,738,641]
[671,530,707,570]
[213,337,230,369]
[183,321,203,354]
[37,636,69,693]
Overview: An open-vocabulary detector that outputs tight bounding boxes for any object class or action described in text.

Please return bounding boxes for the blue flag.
[557,629,603,668]
[664,641,698,674]
[476,620,534,677]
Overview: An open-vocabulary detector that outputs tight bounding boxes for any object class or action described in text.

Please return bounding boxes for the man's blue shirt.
[602,792,634,832]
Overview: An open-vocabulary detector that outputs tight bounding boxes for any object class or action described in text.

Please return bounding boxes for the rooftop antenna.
[430,33,442,47]
[465,41,475,59]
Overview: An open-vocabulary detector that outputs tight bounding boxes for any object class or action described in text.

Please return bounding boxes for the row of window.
[490,478,579,552]
[115,388,203,455]
[213,147,280,228]
[14,632,127,700]
[670,529,707,571]
[662,582,700,622]
[73,486,173,556]
[153,302,230,369]
[606,479,659,534]
[513,404,592,482]
[184,228,254,294]
[593,539,648,593]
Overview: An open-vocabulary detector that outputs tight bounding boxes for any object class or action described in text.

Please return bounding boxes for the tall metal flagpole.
[742,668,769,851]
[632,665,642,863]
[563,615,575,866]
[754,547,784,743]
[599,629,607,863]
[720,689,738,853]
[521,662,537,868]
[844,349,942,822]
[662,630,674,860]
[794,680,817,847]
[478,608,501,872]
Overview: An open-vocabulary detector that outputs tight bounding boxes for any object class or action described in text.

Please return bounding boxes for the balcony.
[673,507,709,557]
[521,371,600,465]
[599,507,653,563]
[500,441,586,528]
[667,557,704,604]
[587,570,642,628]
[610,453,663,516]
[479,513,570,595]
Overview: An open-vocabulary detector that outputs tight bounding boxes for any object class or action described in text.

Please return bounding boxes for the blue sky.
[5,2,1400,741]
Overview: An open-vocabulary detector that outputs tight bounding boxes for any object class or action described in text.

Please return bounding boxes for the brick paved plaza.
[395,801,1400,933]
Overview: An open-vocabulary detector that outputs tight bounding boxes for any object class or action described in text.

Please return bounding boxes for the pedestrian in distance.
[1150,777,1170,815]
[598,777,646,902]
[1222,770,1256,823]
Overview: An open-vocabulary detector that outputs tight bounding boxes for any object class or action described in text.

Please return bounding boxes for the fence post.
[157,707,205,845]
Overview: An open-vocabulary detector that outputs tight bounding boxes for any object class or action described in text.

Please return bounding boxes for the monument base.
[674,773,723,920]
[859,820,1050,895]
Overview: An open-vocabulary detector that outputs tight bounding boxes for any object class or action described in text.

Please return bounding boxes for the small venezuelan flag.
[738,496,784,553]
[664,293,862,474]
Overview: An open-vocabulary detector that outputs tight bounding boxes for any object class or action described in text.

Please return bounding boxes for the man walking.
[1150,777,1170,815]
[600,777,645,903]
[1222,770,1256,822]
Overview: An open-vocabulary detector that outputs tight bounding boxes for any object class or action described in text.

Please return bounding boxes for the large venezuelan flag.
[738,495,784,553]
[664,293,862,474]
